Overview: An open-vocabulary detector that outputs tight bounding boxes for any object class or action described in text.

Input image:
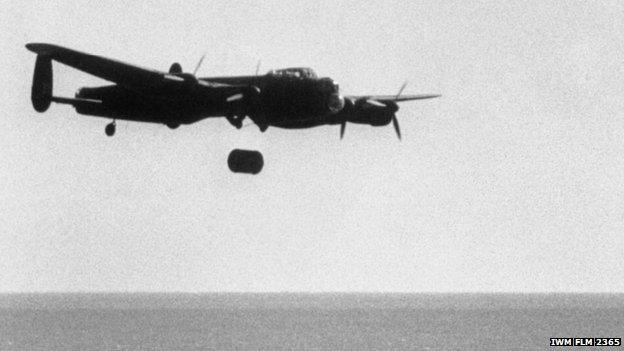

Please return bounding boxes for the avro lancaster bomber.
[26,43,439,140]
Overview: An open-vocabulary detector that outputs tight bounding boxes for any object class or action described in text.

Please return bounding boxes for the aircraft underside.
[69,87,336,130]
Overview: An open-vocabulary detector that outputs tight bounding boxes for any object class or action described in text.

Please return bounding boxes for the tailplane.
[31,55,53,112]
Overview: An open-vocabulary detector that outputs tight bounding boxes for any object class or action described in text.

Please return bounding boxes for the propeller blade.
[340,121,346,139]
[396,81,408,99]
[193,54,206,75]
[255,60,261,76]
[392,115,401,140]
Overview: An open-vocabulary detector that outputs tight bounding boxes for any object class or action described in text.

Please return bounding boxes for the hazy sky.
[1,1,623,292]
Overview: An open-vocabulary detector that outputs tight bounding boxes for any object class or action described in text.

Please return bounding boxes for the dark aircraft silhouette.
[26,43,439,139]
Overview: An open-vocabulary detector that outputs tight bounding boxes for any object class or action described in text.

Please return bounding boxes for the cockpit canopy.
[267,67,318,79]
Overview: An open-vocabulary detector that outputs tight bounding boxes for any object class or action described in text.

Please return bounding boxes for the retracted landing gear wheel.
[166,123,180,129]
[105,121,116,137]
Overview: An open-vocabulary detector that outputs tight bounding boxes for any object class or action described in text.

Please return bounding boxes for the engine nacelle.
[31,55,53,112]
[347,98,397,126]
[228,149,264,174]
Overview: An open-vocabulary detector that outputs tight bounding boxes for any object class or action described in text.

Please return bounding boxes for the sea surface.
[1,293,623,350]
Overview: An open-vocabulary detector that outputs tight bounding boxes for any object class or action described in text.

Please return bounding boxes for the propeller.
[338,82,408,140]
[391,81,408,140]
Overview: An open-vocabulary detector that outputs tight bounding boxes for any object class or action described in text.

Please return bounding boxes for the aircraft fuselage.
[73,73,343,129]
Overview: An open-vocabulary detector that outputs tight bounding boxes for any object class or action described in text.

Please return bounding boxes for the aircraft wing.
[25,43,175,89]
[25,43,238,92]
[345,94,441,102]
